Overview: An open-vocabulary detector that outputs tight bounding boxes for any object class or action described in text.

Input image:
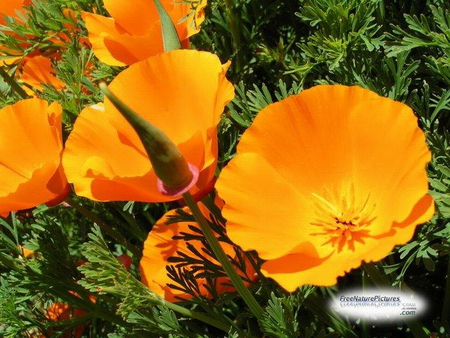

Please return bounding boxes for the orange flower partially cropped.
[0,0,31,66]
[139,200,256,302]
[20,55,66,93]
[63,50,234,203]
[1,4,86,93]
[41,294,92,338]
[0,99,69,214]
[216,85,435,292]
[0,54,66,95]
[82,0,207,66]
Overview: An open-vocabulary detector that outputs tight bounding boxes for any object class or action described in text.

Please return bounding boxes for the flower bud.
[100,83,199,196]
[153,0,182,52]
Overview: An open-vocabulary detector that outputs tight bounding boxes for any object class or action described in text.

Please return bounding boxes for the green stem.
[442,256,450,321]
[0,66,29,99]
[182,191,264,320]
[363,263,429,338]
[65,197,140,257]
[223,0,242,71]
[156,298,232,333]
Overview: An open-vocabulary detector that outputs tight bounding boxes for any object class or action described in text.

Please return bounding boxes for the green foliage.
[192,0,304,88]
[78,227,248,337]
[79,227,189,336]
[293,0,384,81]
[385,5,450,57]
[260,293,300,338]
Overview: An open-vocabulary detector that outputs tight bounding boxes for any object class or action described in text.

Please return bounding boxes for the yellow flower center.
[310,183,376,252]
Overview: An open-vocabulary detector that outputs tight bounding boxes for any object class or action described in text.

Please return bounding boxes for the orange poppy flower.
[41,292,94,338]
[0,99,69,215]
[82,0,207,66]
[1,5,85,93]
[215,85,435,292]
[0,0,30,66]
[1,2,88,93]
[63,50,234,203]
[0,54,66,95]
[42,302,87,338]
[139,199,257,302]
[19,55,66,93]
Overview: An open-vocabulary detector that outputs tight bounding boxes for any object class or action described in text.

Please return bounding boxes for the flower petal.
[217,153,328,260]
[102,0,159,36]
[82,12,164,66]
[20,55,66,92]
[63,104,168,202]
[262,195,434,291]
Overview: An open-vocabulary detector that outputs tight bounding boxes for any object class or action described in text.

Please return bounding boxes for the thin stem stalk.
[157,298,232,333]
[223,0,242,71]
[0,67,29,99]
[182,191,264,320]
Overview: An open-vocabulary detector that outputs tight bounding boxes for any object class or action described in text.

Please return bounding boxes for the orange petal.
[63,104,165,202]
[262,195,434,291]
[105,50,233,164]
[20,55,66,92]
[82,12,163,66]
[102,0,159,36]
[0,0,29,24]
[217,153,328,260]
[0,99,68,213]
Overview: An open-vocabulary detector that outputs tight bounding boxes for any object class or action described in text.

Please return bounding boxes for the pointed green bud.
[100,83,199,196]
[154,0,182,52]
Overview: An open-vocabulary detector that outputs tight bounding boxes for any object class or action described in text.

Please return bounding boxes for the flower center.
[310,183,376,252]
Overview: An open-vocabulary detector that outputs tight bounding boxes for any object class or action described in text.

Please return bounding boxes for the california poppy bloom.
[42,302,88,338]
[1,54,66,95]
[1,4,86,94]
[41,292,94,338]
[82,0,207,66]
[19,55,66,93]
[215,85,435,292]
[63,50,234,203]
[0,99,69,215]
[139,199,257,302]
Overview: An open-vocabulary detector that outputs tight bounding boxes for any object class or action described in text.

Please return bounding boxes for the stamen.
[310,183,376,252]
